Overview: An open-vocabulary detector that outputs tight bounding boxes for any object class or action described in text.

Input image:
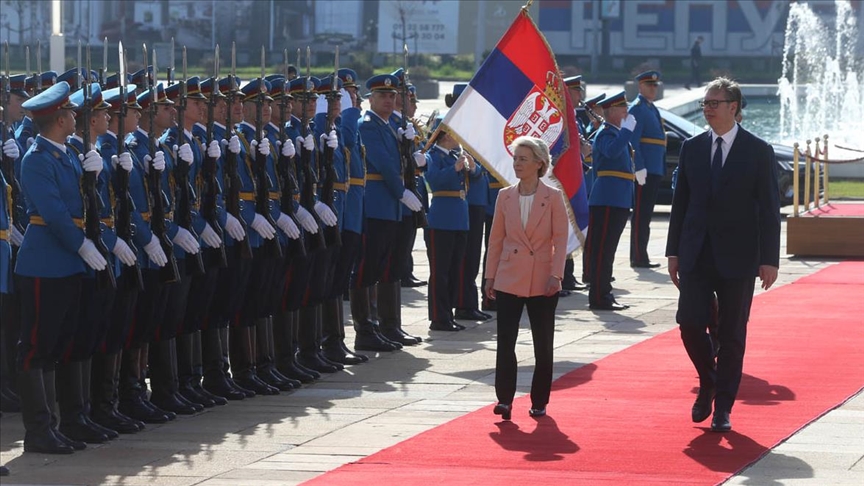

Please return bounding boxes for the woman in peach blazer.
[484,136,568,420]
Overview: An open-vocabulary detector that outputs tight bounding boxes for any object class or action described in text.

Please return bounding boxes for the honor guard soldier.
[15,81,101,454]
[561,75,589,292]
[320,69,368,365]
[424,121,471,332]
[16,71,57,150]
[120,83,180,424]
[232,78,284,395]
[350,73,421,352]
[579,92,606,285]
[628,71,666,269]
[586,91,636,311]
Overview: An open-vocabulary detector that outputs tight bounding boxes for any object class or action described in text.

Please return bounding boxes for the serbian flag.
[433,7,589,252]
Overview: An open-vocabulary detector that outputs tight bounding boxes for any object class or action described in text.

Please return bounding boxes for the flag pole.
[522,0,535,12]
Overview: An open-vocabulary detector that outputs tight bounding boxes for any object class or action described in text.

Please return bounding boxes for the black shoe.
[454,309,491,321]
[691,387,715,423]
[119,398,170,424]
[528,407,546,417]
[322,343,367,365]
[558,289,572,297]
[178,384,216,409]
[149,393,200,415]
[82,414,119,440]
[202,375,247,401]
[90,408,142,434]
[354,330,401,352]
[23,431,75,454]
[0,465,8,475]
[630,261,661,269]
[379,327,422,346]
[562,280,587,291]
[589,301,629,311]
[429,320,461,332]
[710,410,732,432]
[296,352,340,374]
[493,403,512,421]
[234,375,280,396]
[52,429,87,450]
[58,419,109,444]
[401,276,427,288]
[452,320,466,330]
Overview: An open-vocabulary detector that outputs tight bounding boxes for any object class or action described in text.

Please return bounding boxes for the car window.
[658,108,705,137]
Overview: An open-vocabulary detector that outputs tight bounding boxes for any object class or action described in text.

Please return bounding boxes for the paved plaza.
[1,84,862,486]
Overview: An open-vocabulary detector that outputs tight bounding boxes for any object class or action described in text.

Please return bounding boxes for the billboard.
[376,0,460,54]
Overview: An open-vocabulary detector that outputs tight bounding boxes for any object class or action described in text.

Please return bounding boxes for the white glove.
[172,227,200,254]
[143,234,168,267]
[340,88,352,113]
[200,222,222,248]
[111,152,133,171]
[321,130,338,149]
[621,114,637,132]
[250,213,276,239]
[635,168,647,186]
[224,213,246,241]
[10,226,24,247]
[398,124,416,141]
[295,206,319,233]
[400,189,422,212]
[144,151,166,173]
[79,150,103,175]
[281,138,296,158]
[314,201,337,227]
[176,143,194,164]
[251,138,271,156]
[26,137,35,150]
[207,140,221,159]
[276,212,301,239]
[78,238,108,271]
[413,150,427,168]
[111,238,137,266]
[303,134,315,151]
[227,135,241,154]
[3,139,20,159]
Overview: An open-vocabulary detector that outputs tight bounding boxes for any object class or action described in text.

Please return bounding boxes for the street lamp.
[49,0,65,72]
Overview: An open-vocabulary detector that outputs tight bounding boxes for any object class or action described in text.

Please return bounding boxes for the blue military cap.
[240,78,274,103]
[407,84,417,100]
[287,76,320,99]
[268,77,292,100]
[264,74,283,83]
[70,83,112,111]
[337,68,358,88]
[57,68,86,88]
[9,74,30,98]
[390,68,405,87]
[585,93,606,108]
[598,90,627,109]
[104,73,132,90]
[103,84,140,111]
[137,83,174,110]
[29,71,58,92]
[365,74,398,94]
[217,76,240,95]
[21,81,77,117]
[199,78,225,99]
[635,70,661,84]
[316,76,342,94]
[185,77,208,100]
[131,67,154,87]
[445,83,467,108]
[564,75,583,90]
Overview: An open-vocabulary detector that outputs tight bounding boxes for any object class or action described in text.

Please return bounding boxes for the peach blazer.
[485,180,569,298]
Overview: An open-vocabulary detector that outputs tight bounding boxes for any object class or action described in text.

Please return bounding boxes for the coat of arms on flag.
[503,75,565,154]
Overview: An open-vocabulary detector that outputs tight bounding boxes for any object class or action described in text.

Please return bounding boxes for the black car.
[658,108,809,206]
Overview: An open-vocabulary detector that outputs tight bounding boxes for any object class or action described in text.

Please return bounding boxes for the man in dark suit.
[666,77,780,433]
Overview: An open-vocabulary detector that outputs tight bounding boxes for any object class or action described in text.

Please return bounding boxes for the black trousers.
[131,268,170,346]
[15,274,82,371]
[399,216,418,281]
[208,245,253,330]
[68,276,116,361]
[677,238,755,413]
[630,174,662,265]
[494,291,558,408]
[240,249,278,322]
[330,230,361,299]
[352,218,400,288]
[426,229,467,322]
[456,205,485,311]
[103,273,138,354]
[155,259,192,342]
[281,250,311,312]
[587,205,630,306]
[480,214,494,284]
[181,264,221,335]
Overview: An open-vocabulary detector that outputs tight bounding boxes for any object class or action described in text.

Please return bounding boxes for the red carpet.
[306,262,864,485]
[803,202,864,217]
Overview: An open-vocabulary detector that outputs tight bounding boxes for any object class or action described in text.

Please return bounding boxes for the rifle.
[173,46,206,275]
[399,44,427,229]
[114,41,145,291]
[298,47,326,252]
[276,49,306,258]
[101,38,108,86]
[143,44,179,283]
[1,41,24,234]
[82,46,117,290]
[318,46,342,248]
[36,41,42,93]
[223,42,252,259]
[200,44,227,269]
[254,46,283,259]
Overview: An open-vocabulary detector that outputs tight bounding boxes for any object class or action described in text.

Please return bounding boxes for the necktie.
[711,137,723,191]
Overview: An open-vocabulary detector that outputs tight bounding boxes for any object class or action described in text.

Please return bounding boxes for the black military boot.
[201,327,246,400]
[351,287,400,352]
[273,310,317,384]
[297,305,340,373]
[18,368,74,454]
[43,369,86,451]
[177,332,215,408]
[56,360,109,444]
[189,330,227,405]
[378,281,422,346]
[321,297,367,365]
[90,352,142,433]
[230,326,279,396]
[148,339,199,415]
[119,347,172,423]
[218,326,255,398]
[371,284,403,348]
[0,327,21,413]
[79,358,120,439]
[255,318,296,391]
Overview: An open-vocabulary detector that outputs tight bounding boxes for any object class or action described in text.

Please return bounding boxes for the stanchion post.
[822,134,830,204]
[793,142,800,217]
[804,139,812,211]
[813,135,821,209]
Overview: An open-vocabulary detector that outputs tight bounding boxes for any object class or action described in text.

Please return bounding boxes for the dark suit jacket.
[665,126,780,279]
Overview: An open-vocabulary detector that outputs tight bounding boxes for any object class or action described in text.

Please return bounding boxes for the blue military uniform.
[627,71,666,267]
[587,91,635,310]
